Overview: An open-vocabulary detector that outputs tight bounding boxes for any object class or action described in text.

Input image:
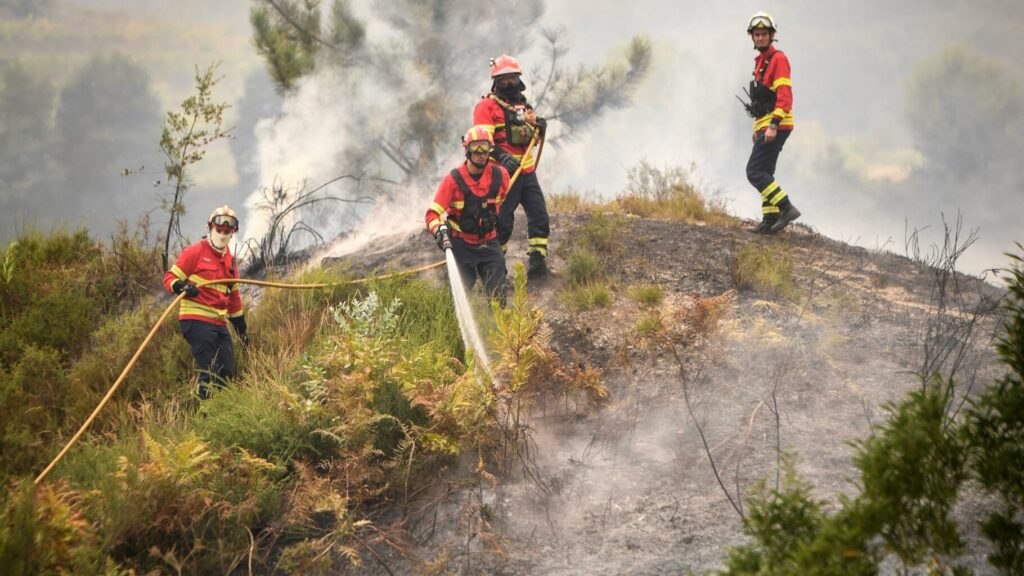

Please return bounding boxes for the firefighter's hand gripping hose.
[33,260,445,485]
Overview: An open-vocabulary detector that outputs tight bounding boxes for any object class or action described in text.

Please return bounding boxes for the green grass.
[628,283,664,306]
[731,242,797,299]
[560,282,612,312]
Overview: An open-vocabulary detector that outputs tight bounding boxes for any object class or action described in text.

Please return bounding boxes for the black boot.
[749,218,778,234]
[770,204,801,233]
[527,251,548,278]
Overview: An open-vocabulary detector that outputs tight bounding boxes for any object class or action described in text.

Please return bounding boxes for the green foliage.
[731,242,797,299]
[854,380,966,566]
[159,63,232,270]
[635,312,663,336]
[628,283,664,306]
[723,455,825,573]
[0,345,67,476]
[560,281,612,312]
[0,480,125,576]
[963,246,1024,572]
[94,431,282,573]
[195,373,331,465]
[566,248,604,286]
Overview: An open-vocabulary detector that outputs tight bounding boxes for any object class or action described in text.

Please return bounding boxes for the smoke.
[536,0,1024,277]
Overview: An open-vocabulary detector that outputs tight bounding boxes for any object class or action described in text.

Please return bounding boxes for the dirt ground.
[324,212,1007,575]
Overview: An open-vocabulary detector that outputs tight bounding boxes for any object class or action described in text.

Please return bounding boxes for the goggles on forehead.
[749,17,773,30]
[466,141,493,154]
[211,214,238,232]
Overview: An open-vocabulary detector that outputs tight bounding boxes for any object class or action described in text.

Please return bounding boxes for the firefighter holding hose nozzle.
[425,125,510,302]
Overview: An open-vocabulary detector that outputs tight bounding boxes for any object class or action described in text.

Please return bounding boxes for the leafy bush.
[0,345,67,476]
[0,480,125,576]
[963,247,1024,572]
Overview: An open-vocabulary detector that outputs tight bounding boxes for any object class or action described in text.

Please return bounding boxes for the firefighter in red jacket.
[473,55,550,277]
[163,205,247,398]
[426,125,510,300]
[744,12,801,234]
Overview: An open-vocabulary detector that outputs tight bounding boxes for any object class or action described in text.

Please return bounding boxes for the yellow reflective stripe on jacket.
[478,124,497,134]
[448,221,463,232]
[450,201,464,209]
[427,217,441,233]
[179,300,228,320]
[228,309,244,318]
[753,112,794,131]
[170,265,187,281]
[188,273,230,294]
[430,201,446,214]
[771,77,792,90]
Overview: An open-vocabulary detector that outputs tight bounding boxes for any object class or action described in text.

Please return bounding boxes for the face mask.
[210,230,233,250]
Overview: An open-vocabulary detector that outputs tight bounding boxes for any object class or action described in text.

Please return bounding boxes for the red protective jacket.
[473,95,539,174]
[163,238,243,325]
[752,45,794,132]
[425,162,510,245]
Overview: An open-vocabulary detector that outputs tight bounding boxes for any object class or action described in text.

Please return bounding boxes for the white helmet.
[747,12,777,34]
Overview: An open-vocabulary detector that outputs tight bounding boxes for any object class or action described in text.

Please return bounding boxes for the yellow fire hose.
[34,134,544,486]
[34,259,446,485]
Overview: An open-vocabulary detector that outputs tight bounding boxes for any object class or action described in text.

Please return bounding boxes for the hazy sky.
[2,0,1022,276]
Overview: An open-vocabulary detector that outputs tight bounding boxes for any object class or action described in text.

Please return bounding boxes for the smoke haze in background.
[1,0,1021,276]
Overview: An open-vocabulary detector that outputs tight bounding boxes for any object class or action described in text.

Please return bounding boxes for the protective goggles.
[210,214,239,233]
[466,141,493,154]
[749,17,773,30]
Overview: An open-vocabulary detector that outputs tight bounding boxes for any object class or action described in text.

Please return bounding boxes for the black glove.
[494,150,520,174]
[534,117,548,135]
[434,223,452,251]
[230,316,248,346]
[172,280,200,298]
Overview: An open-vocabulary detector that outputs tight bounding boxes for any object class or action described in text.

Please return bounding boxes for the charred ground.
[325,210,1007,575]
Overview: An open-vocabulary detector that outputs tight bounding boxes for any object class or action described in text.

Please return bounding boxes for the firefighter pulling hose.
[34,258,446,486]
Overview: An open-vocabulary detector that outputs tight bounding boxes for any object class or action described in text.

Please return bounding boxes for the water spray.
[436,224,494,382]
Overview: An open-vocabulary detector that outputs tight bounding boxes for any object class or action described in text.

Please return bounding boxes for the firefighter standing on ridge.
[426,125,511,301]
[163,205,247,399]
[743,12,801,234]
[473,54,550,277]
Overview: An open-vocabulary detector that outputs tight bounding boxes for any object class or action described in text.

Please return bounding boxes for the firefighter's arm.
[164,245,198,296]
[769,55,793,124]
[426,176,454,236]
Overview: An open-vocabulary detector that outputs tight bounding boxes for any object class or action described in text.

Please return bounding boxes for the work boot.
[748,218,778,234]
[770,204,801,233]
[527,251,548,278]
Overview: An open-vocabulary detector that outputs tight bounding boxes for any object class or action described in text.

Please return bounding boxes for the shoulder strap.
[758,51,777,84]
[487,165,503,199]
[450,169,473,198]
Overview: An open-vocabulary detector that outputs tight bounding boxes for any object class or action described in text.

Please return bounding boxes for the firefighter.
[426,125,510,300]
[163,205,247,399]
[744,12,801,234]
[473,54,550,277]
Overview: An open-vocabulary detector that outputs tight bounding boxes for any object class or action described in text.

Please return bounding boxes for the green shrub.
[628,283,664,306]
[635,313,663,336]
[566,249,604,286]
[194,376,331,465]
[65,301,192,433]
[0,480,125,576]
[1,345,68,476]
[731,242,797,298]
[560,282,612,312]
[963,247,1024,572]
